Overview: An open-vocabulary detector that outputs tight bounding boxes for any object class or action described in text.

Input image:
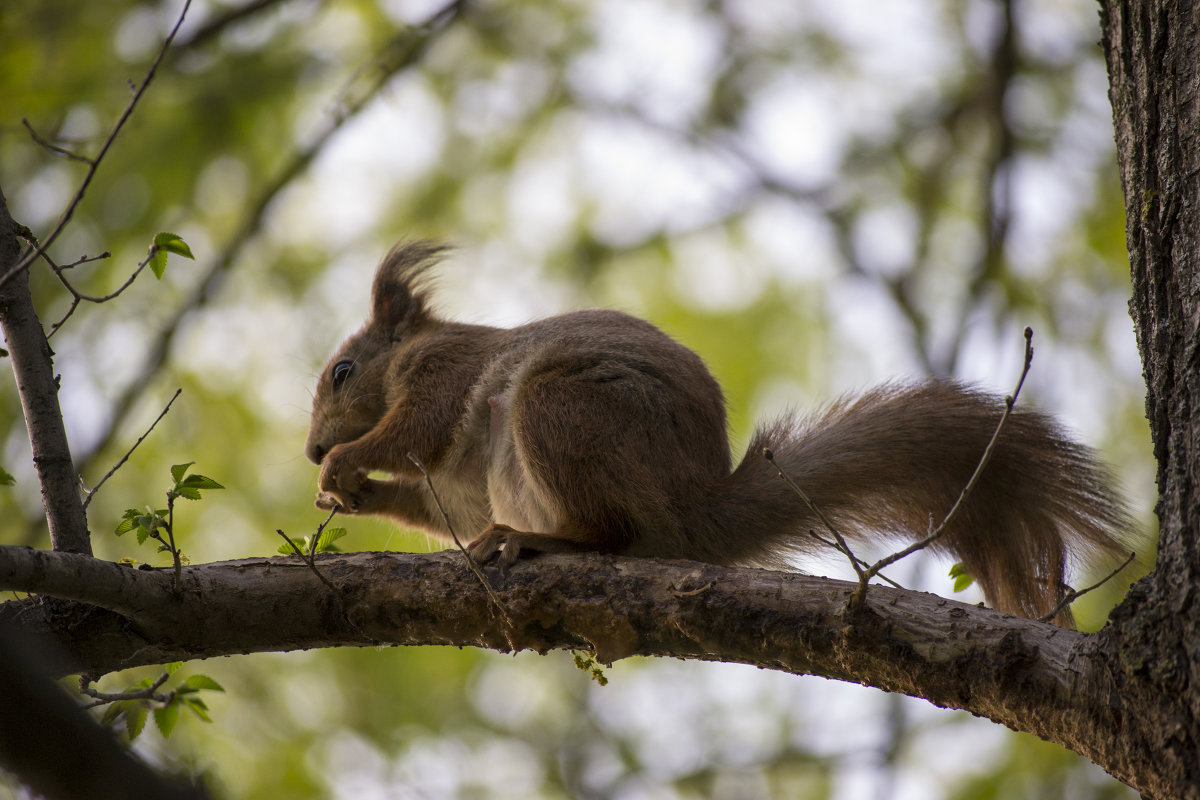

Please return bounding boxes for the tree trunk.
[1096,0,1200,796]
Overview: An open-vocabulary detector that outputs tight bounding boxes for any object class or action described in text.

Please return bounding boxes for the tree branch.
[0,188,92,555]
[0,544,1145,785]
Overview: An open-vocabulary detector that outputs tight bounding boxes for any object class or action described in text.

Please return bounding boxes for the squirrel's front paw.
[316,445,370,511]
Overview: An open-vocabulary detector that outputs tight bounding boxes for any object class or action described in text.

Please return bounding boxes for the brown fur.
[306,242,1134,624]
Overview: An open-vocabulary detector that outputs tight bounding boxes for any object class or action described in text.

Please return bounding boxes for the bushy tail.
[701,380,1135,624]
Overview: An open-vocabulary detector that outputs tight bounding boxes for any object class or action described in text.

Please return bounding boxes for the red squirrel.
[305,241,1133,623]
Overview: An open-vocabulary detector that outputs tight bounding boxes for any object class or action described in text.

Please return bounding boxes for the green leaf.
[180,474,224,490]
[154,702,180,738]
[170,462,194,484]
[182,674,225,693]
[100,701,124,727]
[155,232,194,259]
[125,703,147,741]
[174,486,203,501]
[0,465,14,485]
[115,514,137,536]
[948,563,976,593]
[149,233,194,280]
[149,248,168,280]
[316,528,347,552]
[182,696,213,723]
[165,662,183,675]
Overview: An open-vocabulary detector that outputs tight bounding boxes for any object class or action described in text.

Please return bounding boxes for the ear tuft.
[370,240,447,336]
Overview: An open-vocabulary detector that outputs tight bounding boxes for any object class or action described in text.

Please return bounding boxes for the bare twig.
[764,447,867,582]
[406,451,515,630]
[78,671,171,710]
[764,448,904,591]
[74,0,469,477]
[850,327,1036,612]
[45,249,154,337]
[1,0,194,289]
[21,119,95,165]
[307,506,341,558]
[1037,550,1138,624]
[275,526,340,597]
[275,512,380,644]
[82,388,182,511]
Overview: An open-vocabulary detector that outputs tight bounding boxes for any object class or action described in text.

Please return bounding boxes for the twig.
[45,249,152,337]
[275,526,339,596]
[276,513,379,643]
[162,494,183,596]
[764,449,866,583]
[78,671,172,710]
[406,452,515,631]
[21,119,95,165]
[764,449,904,591]
[307,506,340,558]
[82,388,182,511]
[805,530,905,590]
[1037,550,1138,624]
[74,0,469,478]
[1,0,194,290]
[850,327,1036,612]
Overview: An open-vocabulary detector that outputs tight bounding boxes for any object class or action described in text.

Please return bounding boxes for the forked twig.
[850,327,1036,612]
[276,510,379,643]
[764,449,904,590]
[1037,550,1138,623]
[78,671,172,710]
[275,520,340,597]
[406,452,515,632]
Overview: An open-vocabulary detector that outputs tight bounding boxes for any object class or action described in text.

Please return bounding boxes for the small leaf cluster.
[148,232,194,280]
[573,651,609,686]
[167,461,223,500]
[277,527,348,556]
[114,462,222,554]
[99,663,224,742]
[949,562,976,592]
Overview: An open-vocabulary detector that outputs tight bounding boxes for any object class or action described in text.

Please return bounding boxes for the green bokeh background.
[1,0,1151,797]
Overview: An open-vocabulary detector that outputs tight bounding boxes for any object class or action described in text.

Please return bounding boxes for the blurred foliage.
[0,0,1149,797]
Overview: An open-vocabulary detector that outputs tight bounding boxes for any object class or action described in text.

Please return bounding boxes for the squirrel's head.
[304,241,444,464]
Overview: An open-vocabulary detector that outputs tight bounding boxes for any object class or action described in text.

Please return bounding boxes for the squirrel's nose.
[306,442,326,465]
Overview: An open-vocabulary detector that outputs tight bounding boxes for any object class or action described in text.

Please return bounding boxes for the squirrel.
[305,241,1134,624]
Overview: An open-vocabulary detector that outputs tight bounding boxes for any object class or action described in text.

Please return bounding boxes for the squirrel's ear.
[369,241,444,336]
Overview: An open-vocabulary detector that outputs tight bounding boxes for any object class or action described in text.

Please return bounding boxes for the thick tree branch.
[0,544,1147,788]
[1098,2,1200,798]
[0,188,91,555]
[0,625,207,799]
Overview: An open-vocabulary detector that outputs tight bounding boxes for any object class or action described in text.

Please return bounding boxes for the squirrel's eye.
[331,361,354,391]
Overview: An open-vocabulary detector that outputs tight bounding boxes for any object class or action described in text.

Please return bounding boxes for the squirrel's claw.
[468,523,522,568]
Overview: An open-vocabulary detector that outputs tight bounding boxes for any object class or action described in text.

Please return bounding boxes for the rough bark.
[1096,0,1200,797]
[0,188,92,555]
[0,546,1131,755]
